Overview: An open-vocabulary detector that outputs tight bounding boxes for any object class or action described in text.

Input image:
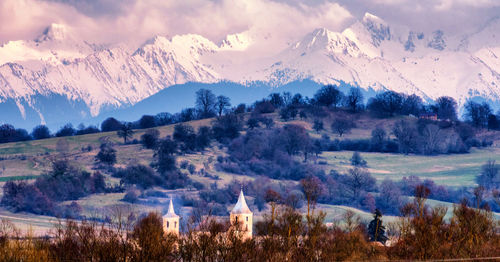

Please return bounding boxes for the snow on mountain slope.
[0,33,220,120]
[249,13,499,103]
[0,24,99,66]
[219,32,253,51]
[0,12,499,128]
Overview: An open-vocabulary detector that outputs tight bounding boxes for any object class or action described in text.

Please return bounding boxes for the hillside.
[0,110,499,234]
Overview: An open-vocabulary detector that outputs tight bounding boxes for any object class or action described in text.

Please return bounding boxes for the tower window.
[175,221,177,228]
[167,221,169,228]
[246,216,248,222]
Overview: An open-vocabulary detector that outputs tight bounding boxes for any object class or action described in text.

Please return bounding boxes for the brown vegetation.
[0,186,498,261]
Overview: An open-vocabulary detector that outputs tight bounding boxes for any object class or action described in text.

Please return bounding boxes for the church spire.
[164,198,179,218]
[231,189,252,215]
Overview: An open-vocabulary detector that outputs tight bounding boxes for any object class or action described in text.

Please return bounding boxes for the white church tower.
[230,189,253,239]
[163,198,180,236]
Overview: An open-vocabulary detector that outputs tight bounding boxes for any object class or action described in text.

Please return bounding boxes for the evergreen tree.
[368,209,388,244]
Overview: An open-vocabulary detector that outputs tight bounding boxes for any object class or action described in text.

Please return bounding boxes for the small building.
[163,198,180,236]
[230,189,253,239]
[419,113,438,121]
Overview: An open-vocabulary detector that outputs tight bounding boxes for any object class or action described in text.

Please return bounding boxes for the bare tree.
[300,176,323,219]
[344,87,364,112]
[331,116,355,137]
[345,167,375,198]
[196,89,217,118]
[216,95,231,116]
[421,124,444,155]
[393,120,418,154]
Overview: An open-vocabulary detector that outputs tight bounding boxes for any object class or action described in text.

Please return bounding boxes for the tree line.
[1,85,499,144]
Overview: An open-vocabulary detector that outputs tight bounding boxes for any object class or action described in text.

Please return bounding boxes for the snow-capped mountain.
[0,13,499,128]
[247,13,500,105]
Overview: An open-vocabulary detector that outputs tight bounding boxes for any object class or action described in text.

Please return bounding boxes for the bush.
[162,171,190,189]
[173,124,196,152]
[187,164,196,174]
[61,201,82,219]
[95,143,117,166]
[253,100,275,114]
[350,152,367,167]
[1,159,109,216]
[140,129,160,149]
[195,126,212,151]
[141,189,167,198]
[180,160,189,169]
[212,114,242,143]
[115,165,163,189]
[247,117,260,129]
[123,188,140,203]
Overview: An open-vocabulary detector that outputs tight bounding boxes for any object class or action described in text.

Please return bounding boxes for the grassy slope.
[0,113,499,235]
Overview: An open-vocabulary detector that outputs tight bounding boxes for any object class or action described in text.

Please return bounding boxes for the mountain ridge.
[0,13,499,128]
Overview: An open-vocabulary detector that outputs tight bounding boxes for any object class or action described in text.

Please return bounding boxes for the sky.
[1,0,499,50]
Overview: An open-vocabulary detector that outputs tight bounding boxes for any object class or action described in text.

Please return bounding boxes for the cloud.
[336,0,500,34]
[0,0,498,52]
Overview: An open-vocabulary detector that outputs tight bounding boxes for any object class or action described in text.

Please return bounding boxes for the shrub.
[95,143,117,166]
[115,165,163,189]
[180,160,189,169]
[195,126,212,151]
[253,100,275,114]
[187,164,196,174]
[350,152,367,167]
[212,114,242,142]
[1,159,109,216]
[173,124,196,152]
[140,129,160,149]
[122,189,140,203]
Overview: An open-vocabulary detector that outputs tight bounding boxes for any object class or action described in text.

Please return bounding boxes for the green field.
[320,147,500,187]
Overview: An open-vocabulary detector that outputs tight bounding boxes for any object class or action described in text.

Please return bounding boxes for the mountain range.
[0,13,499,129]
